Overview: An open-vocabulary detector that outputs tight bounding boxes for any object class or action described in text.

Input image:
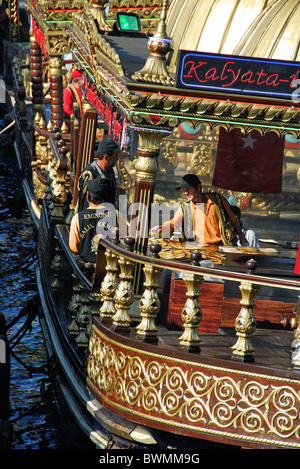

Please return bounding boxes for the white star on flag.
[242,134,257,149]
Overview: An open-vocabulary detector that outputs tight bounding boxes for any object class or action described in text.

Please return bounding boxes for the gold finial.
[89,0,112,32]
[131,0,174,86]
[154,0,169,41]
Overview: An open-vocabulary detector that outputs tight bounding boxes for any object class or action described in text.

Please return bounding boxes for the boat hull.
[87,318,300,450]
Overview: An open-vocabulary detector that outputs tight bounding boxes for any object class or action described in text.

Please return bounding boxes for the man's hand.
[151,225,162,235]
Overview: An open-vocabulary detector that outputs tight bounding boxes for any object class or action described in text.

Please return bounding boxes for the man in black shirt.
[76,139,120,212]
[69,178,118,264]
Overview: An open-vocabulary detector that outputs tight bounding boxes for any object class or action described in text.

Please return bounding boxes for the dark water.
[0,128,64,449]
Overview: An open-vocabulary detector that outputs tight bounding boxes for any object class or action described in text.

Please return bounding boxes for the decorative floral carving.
[87,329,300,447]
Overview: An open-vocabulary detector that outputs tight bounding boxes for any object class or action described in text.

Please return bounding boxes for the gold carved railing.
[47,212,300,368]
[47,220,300,449]
[93,237,300,364]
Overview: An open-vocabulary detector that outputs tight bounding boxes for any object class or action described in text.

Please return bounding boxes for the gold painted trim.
[90,324,300,384]
[87,377,300,449]
[87,324,300,449]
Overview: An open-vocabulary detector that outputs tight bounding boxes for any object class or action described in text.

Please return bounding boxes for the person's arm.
[232,219,248,246]
[151,207,182,237]
[63,87,73,118]
[223,199,248,246]
[69,214,80,254]
[151,220,172,236]
[245,229,259,248]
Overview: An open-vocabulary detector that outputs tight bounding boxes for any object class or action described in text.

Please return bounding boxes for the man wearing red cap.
[63,68,83,124]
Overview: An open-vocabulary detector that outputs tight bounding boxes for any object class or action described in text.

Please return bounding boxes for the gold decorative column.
[34,114,48,170]
[231,260,260,362]
[32,114,49,201]
[47,132,69,223]
[179,252,203,353]
[49,56,64,129]
[136,253,163,343]
[99,249,119,322]
[134,131,162,183]
[89,0,112,32]
[132,129,165,249]
[131,129,166,294]
[30,35,44,120]
[9,0,19,43]
[112,256,135,333]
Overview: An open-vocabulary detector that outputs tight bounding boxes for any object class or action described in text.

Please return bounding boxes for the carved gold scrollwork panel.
[48,36,71,56]
[88,327,300,448]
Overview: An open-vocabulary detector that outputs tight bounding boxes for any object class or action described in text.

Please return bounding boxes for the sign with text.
[0,339,6,363]
[175,50,300,101]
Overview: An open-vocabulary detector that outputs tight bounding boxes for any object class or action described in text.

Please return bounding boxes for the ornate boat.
[5,0,300,449]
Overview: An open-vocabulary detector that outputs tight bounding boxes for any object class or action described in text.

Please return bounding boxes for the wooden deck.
[96,319,297,376]
[157,325,295,372]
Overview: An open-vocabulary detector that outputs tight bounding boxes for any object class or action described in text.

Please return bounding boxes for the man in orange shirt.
[63,68,83,124]
[151,174,247,246]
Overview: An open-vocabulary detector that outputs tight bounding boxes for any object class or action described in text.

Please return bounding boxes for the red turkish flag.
[213,128,285,193]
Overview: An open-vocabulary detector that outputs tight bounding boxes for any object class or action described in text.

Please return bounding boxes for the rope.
[6,294,39,332]
[9,378,54,423]
[10,396,42,423]
[9,347,47,377]
[0,120,15,135]
[6,295,48,376]
[0,247,37,278]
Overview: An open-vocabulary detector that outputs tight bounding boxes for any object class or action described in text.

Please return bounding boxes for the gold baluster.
[99,249,119,323]
[232,259,260,363]
[179,252,203,353]
[112,242,135,332]
[49,56,63,129]
[30,35,44,120]
[136,244,163,343]
[47,132,68,223]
